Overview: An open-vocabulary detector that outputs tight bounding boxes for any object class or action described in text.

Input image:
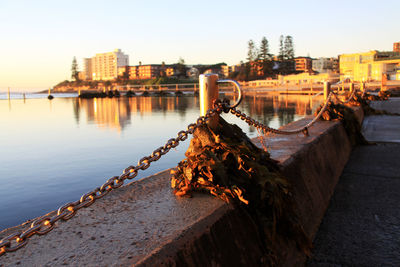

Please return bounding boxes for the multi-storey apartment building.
[339,50,400,81]
[90,49,129,80]
[294,57,313,72]
[117,64,176,80]
[221,64,244,78]
[312,57,339,73]
[137,65,161,79]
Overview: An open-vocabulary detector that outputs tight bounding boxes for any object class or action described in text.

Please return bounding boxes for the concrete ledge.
[0,111,359,266]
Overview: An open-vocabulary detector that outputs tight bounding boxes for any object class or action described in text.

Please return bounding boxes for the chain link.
[229,92,334,136]
[332,88,357,104]
[0,103,225,257]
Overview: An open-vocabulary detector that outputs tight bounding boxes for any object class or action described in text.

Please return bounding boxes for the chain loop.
[332,88,357,104]
[229,92,334,136]
[31,216,54,235]
[2,233,27,252]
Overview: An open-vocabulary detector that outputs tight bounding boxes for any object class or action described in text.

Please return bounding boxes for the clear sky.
[0,0,399,92]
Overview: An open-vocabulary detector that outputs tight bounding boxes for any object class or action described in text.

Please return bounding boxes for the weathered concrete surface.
[362,116,400,143]
[254,118,352,239]
[0,115,355,266]
[362,97,400,143]
[308,98,400,266]
[0,170,232,266]
[370,97,400,114]
[307,144,400,267]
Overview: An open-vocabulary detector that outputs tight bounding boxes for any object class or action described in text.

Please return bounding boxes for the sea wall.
[0,109,362,266]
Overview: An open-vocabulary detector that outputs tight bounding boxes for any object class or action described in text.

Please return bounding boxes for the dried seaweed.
[363,90,390,101]
[349,92,399,116]
[171,117,311,264]
[315,101,368,146]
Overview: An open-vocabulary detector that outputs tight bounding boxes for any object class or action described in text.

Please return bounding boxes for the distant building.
[117,65,129,78]
[339,50,400,81]
[294,57,313,72]
[394,42,400,53]
[117,64,176,80]
[135,65,161,79]
[245,72,339,87]
[312,57,339,73]
[278,72,339,84]
[221,64,244,78]
[82,58,93,80]
[91,49,129,80]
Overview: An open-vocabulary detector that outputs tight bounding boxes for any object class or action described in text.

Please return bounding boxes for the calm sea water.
[0,93,321,230]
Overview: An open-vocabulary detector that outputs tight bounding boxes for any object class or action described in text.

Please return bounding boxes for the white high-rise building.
[91,49,129,80]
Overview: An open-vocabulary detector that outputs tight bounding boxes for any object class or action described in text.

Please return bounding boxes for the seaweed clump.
[349,92,398,116]
[171,117,311,264]
[363,90,390,101]
[315,101,368,146]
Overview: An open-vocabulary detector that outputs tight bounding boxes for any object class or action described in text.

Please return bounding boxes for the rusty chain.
[0,103,226,257]
[332,87,357,104]
[229,92,334,136]
[0,89,347,257]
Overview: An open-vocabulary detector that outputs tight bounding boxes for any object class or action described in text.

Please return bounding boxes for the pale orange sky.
[0,0,398,92]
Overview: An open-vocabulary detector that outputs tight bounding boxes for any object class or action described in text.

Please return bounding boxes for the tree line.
[231,35,297,81]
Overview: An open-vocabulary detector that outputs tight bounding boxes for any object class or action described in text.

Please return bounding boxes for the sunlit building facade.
[294,57,313,72]
[91,49,129,80]
[221,64,244,78]
[136,65,161,79]
[117,64,176,80]
[339,51,400,81]
[245,72,339,87]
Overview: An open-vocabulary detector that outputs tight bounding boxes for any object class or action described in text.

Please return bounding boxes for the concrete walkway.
[308,98,400,266]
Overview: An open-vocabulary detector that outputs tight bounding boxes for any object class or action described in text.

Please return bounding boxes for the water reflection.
[238,94,315,134]
[72,94,317,133]
[74,96,195,132]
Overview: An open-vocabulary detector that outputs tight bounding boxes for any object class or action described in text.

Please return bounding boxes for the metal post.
[324,81,331,102]
[349,82,354,94]
[176,84,178,91]
[360,82,365,93]
[199,74,219,128]
[7,87,10,100]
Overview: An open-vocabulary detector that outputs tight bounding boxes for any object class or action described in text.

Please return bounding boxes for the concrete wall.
[0,112,361,266]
